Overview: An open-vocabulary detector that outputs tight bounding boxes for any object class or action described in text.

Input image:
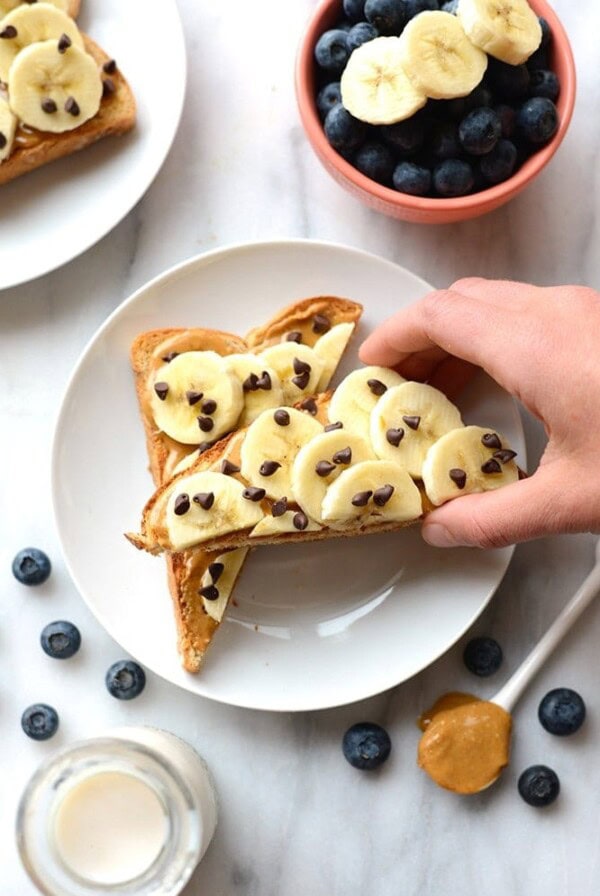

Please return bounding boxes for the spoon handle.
[494,546,600,712]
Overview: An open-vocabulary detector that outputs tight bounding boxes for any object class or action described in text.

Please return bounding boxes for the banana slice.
[398,11,488,100]
[321,460,423,527]
[0,95,16,161]
[328,366,406,436]
[291,430,375,524]
[240,407,323,501]
[259,343,325,405]
[0,0,68,14]
[250,512,321,538]
[370,382,463,477]
[149,351,244,445]
[313,322,356,392]
[200,548,249,622]
[166,472,264,550]
[457,0,542,65]
[222,354,284,426]
[0,3,83,83]
[422,425,519,505]
[341,36,427,125]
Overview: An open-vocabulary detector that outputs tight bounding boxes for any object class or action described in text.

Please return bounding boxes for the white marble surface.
[1,0,600,892]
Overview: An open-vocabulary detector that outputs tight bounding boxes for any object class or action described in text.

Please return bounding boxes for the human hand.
[360,278,600,549]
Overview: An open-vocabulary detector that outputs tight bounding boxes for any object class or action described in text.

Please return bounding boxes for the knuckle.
[465,515,509,550]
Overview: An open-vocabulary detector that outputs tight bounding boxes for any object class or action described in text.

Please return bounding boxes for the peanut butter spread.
[417,692,512,794]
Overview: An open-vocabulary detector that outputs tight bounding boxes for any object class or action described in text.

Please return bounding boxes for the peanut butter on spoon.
[417,540,600,795]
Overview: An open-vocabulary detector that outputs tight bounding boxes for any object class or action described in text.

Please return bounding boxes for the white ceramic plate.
[52,240,526,712]
[0,0,185,291]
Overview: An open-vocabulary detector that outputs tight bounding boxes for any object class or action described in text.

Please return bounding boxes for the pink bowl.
[295,0,576,224]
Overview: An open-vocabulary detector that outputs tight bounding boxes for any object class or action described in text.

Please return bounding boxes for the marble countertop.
[2,0,599,893]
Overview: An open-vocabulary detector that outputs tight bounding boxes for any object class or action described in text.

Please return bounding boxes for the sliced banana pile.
[340,0,541,125]
[0,2,110,163]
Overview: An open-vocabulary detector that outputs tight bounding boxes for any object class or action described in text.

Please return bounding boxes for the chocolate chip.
[0,26,17,38]
[154,381,169,400]
[367,378,387,396]
[174,493,190,515]
[243,486,266,502]
[333,447,352,465]
[243,373,259,392]
[186,390,203,405]
[193,492,215,510]
[103,58,117,74]
[351,490,372,507]
[202,399,217,415]
[221,459,240,475]
[449,468,467,489]
[286,331,302,343]
[402,415,421,431]
[481,432,502,450]
[0,132,5,148]
[259,460,281,476]
[293,357,312,375]
[312,313,331,334]
[102,77,116,97]
[65,96,80,116]
[291,371,310,390]
[481,458,502,475]
[208,562,224,584]
[293,512,308,531]
[199,584,219,601]
[274,409,290,426]
[315,460,336,477]
[373,484,395,506]
[300,397,317,415]
[494,449,517,464]
[162,352,179,363]
[198,441,213,454]
[41,98,57,114]
[386,428,404,447]
[324,421,343,432]
[198,416,214,432]
[257,371,272,391]
[57,33,71,53]
[272,497,288,517]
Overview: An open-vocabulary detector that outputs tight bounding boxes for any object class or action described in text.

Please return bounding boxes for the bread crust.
[0,34,135,187]
[131,298,363,672]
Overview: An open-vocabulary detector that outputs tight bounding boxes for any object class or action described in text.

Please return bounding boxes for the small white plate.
[52,240,525,712]
[0,0,185,291]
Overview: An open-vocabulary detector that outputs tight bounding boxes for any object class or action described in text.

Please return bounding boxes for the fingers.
[421,466,585,550]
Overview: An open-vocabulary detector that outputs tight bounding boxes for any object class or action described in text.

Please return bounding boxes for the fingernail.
[423,523,463,548]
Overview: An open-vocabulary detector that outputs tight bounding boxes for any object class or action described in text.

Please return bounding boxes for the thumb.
[421,468,576,550]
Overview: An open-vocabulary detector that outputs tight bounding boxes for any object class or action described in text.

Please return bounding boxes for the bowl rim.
[295,0,577,213]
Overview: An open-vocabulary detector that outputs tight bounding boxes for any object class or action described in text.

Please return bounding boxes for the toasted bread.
[0,34,135,187]
[131,297,363,672]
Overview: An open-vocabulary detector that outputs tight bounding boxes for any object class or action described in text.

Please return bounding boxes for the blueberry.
[315,29,351,75]
[463,83,493,112]
[343,0,367,23]
[105,660,146,700]
[527,46,550,72]
[324,103,367,153]
[463,637,503,676]
[516,97,558,144]
[430,121,461,160]
[486,59,530,101]
[40,621,81,660]
[479,139,517,185]
[441,0,458,11]
[342,722,391,770]
[21,704,59,740]
[518,765,560,808]
[458,107,501,155]
[12,548,51,586]
[405,0,439,18]
[433,159,474,196]
[538,688,586,736]
[441,96,467,121]
[364,0,406,35]
[393,160,431,195]
[347,21,379,51]
[494,103,516,138]
[539,17,552,49]
[317,81,342,120]
[529,69,560,102]
[353,141,395,184]
[380,116,425,154]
